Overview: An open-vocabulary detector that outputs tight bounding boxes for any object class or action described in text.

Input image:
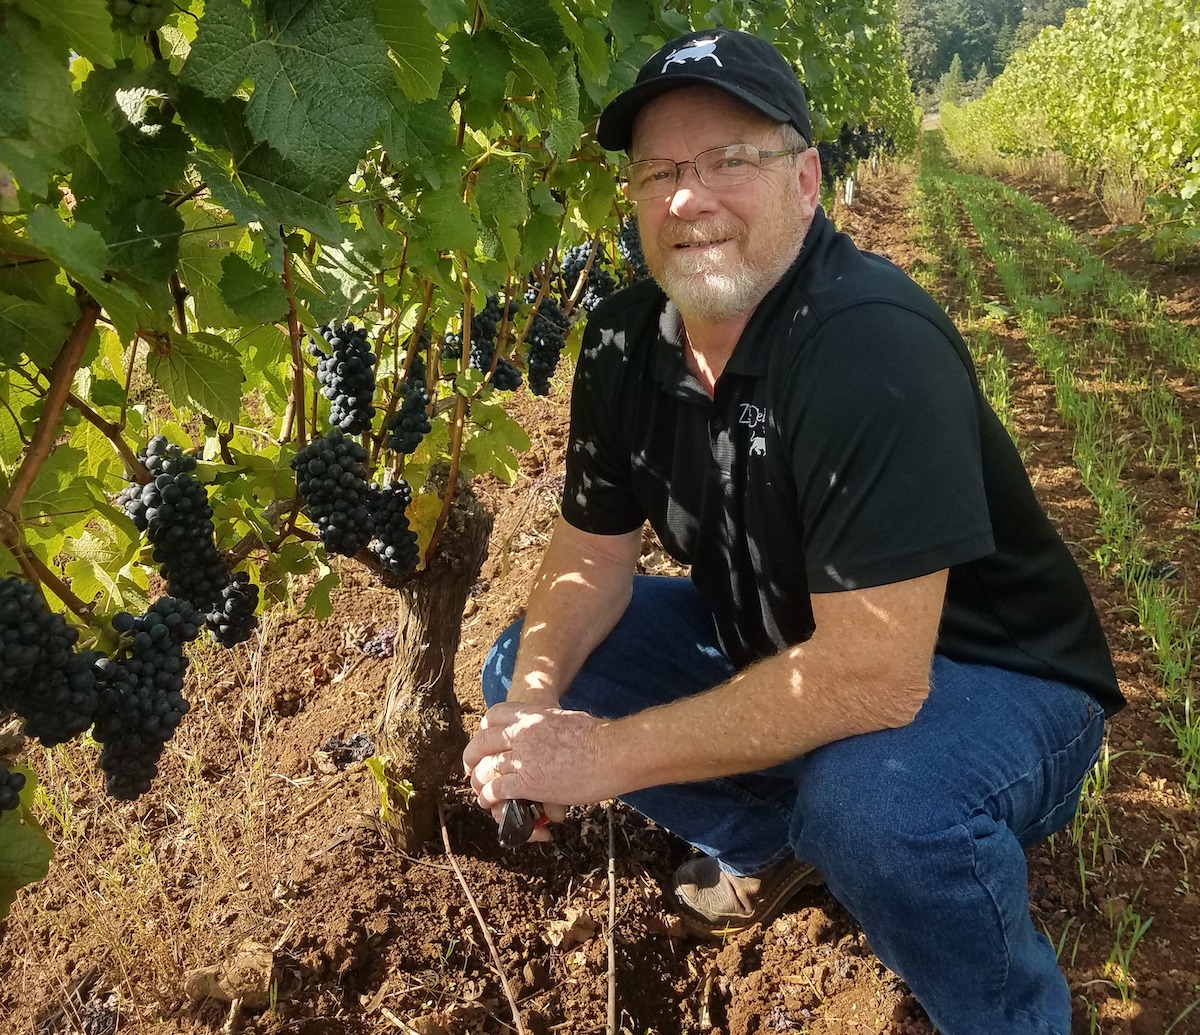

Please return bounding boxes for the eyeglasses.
[619,143,806,201]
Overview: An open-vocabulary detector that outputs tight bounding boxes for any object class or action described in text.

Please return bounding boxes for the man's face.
[629,86,820,325]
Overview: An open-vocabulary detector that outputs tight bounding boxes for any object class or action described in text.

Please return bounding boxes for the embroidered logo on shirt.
[739,402,766,458]
[662,37,724,71]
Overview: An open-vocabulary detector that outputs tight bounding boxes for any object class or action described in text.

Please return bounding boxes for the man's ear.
[799,147,823,212]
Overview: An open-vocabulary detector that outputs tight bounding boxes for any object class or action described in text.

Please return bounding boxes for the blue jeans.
[482,576,1105,1035]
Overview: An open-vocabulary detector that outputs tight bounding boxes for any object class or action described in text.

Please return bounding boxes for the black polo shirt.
[562,208,1122,714]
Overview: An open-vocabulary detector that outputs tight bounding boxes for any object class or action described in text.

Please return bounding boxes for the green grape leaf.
[372,0,444,101]
[416,188,479,254]
[315,240,384,315]
[219,254,290,324]
[195,152,346,243]
[487,0,568,52]
[300,565,339,617]
[16,0,117,69]
[380,96,457,189]
[0,290,76,367]
[0,770,53,921]
[548,4,609,91]
[447,29,510,127]
[24,207,108,284]
[22,446,94,536]
[421,0,467,31]
[0,12,83,195]
[463,398,530,483]
[176,205,246,329]
[108,198,185,285]
[475,160,529,231]
[146,331,245,424]
[88,378,127,409]
[609,0,655,49]
[183,0,391,188]
[547,54,583,159]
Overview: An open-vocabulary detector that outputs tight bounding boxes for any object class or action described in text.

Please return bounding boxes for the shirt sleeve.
[780,303,996,592]
[560,322,646,535]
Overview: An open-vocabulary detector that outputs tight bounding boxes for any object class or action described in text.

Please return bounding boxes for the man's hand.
[463,702,613,841]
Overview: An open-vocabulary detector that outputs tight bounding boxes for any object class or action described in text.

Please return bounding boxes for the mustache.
[659,220,743,247]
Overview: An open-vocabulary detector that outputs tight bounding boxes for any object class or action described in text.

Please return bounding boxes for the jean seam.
[976,696,1102,840]
[963,820,1013,1001]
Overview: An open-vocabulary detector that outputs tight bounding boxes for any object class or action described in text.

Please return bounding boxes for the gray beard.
[652,230,807,324]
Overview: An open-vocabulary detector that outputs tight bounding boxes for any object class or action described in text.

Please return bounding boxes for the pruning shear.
[498,799,547,848]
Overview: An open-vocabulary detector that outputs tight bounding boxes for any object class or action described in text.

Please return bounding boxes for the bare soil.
[2,160,1198,1035]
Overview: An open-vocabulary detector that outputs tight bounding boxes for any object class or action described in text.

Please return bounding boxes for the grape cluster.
[206,572,259,648]
[524,296,569,397]
[0,764,25,813]
[117,437,230,614]
[817,124,895,188]
[368,481,421,576]
[107,0,170,33]
[93,599,203,801]
[617,217,650,281]
[561,242,618,313]
[386,379,432,454]
[445,296,524,391]
[291,429,374,556]
[0,577,100,747]
[308,323,378,435]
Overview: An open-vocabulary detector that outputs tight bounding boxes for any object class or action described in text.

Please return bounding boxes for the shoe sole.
[679,864,826,940]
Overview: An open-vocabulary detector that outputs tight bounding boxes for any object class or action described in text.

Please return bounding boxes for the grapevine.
[308,323,379,435]
[93,599,204,801]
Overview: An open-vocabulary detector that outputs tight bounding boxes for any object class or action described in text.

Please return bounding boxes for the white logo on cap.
[661,37,723,71]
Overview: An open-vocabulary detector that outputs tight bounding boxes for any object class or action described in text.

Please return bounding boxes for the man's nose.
[668,163,715,216]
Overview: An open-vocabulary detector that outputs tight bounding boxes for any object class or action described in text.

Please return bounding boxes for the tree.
[941,53,966,105]
[969,62,993,100]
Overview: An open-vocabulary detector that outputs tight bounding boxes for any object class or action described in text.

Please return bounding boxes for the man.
[463,28,1122,1035]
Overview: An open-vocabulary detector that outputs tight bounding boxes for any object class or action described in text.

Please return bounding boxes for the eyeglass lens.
[623,144,765,200]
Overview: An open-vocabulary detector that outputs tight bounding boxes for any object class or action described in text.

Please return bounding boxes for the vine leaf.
[463,399,530,484]
[447,29,511,127]
[0,12,84,196]
[146,331,245,425]
[379,96,457,190]
[183,0,392,188]
[486,0,568,52]
[420,0,467,32]
[22,446,94,537]
[16,0,117,70]
[24,207,145,339]
[0,291,75,367]
[0,769,53,921]
[220,254,290,324]
[371,0,443,102]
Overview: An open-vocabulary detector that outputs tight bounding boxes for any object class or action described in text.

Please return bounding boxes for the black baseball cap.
[595,29,812,152]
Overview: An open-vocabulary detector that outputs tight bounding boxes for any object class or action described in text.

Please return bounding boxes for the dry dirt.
[2,160,1198,1035]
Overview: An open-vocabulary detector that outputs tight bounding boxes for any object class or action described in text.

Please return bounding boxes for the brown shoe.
[672,854,824,938]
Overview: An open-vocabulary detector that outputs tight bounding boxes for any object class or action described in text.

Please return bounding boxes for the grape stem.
[278,231,307,449]
[425,269,472,564]
[0,514,93,620]
[1,297,101,519]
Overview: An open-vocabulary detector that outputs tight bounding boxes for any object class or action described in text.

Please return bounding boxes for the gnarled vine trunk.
[377,470,492,851]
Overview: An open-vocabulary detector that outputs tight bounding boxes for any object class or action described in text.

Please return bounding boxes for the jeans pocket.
[1018,694,1105,848]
